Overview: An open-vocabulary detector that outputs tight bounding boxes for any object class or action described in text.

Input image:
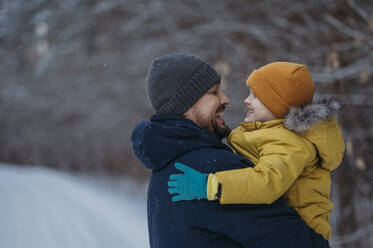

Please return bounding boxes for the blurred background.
[0,0,372,247]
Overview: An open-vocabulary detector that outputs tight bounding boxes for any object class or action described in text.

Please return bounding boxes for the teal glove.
[168,162,208,202]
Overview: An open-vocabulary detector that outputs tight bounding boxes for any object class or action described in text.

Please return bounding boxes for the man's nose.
[244,96,250,105]
[221,91,230,105]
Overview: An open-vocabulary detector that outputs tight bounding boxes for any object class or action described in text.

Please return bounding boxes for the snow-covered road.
[0,165,149,248]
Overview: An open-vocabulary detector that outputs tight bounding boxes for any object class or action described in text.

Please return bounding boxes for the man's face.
[184,84,231,139]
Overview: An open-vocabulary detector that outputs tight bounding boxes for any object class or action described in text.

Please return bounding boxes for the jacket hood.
[284,97,340,133]
[284,97,345,170]
[131,114,227,171]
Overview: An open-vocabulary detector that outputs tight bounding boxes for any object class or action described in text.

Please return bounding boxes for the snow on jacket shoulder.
[215,98,345,240]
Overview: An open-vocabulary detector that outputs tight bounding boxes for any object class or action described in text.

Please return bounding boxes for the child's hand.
[167,162,208,202]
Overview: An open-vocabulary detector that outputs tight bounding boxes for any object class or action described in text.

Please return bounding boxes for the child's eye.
[249,90,256,98]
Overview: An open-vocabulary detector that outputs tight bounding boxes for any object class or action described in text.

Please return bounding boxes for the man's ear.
[183,107,193,120]
[184,107,199,126]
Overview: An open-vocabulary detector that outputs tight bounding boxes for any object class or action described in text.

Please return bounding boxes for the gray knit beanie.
[146,54,221,115]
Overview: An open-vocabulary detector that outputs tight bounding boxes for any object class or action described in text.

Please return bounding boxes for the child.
[168,62,345,240]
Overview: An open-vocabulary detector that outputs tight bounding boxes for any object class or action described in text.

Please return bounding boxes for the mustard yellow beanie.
[246,62,314,118]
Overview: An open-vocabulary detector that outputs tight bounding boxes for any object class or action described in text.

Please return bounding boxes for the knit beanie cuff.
[156,63,221,115]
[246,69,289,118]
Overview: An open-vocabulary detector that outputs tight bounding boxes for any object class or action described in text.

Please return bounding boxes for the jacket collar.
[239,119,284,131]
[131,114,228,171]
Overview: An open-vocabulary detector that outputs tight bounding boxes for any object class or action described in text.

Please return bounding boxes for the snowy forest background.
[1,0,372,247]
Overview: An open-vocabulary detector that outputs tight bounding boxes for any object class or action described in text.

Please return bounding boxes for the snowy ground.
[0,164,149,248]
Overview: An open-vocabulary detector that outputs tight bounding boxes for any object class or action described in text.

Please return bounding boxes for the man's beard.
[212,121,231,140]
[194,107,231,140]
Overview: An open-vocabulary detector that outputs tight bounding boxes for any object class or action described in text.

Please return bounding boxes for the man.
[131,54,327,248]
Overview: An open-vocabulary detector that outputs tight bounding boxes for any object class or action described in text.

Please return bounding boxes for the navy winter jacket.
[131,114,327,248]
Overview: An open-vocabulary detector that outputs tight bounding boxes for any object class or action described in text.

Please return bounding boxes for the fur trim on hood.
[284,97,340,133]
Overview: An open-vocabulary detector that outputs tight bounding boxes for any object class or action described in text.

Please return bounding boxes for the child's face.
[243,90,277,123]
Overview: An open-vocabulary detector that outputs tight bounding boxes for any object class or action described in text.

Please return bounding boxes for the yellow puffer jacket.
[208,98,345,240]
